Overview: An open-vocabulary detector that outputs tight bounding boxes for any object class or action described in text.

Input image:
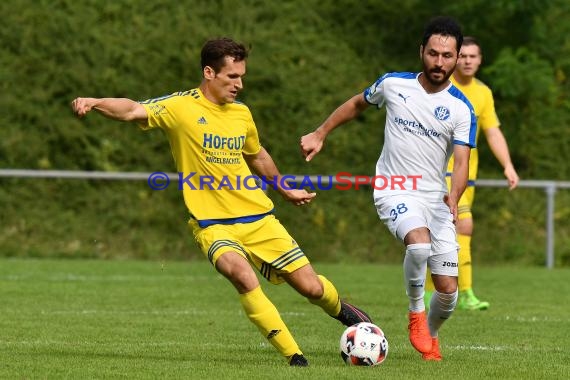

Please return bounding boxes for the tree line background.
[1,0,569,266]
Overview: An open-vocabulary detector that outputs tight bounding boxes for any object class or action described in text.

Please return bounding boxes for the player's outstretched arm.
[71,97,148,123]
[244,147,316,206]
[484,127,519,190]
[301,93,369,162]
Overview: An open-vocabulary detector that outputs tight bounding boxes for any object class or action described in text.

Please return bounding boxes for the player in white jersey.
[368,71,475,199]
[301,16,477,361]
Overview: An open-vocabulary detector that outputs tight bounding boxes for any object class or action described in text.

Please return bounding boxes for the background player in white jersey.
[301,17,477,361]
[71,37,373,366]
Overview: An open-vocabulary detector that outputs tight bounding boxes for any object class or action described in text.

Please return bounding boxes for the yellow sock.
[425,269,435,292]
[457,233,472,291]
[308,275,341,316]
[239,286,301,358]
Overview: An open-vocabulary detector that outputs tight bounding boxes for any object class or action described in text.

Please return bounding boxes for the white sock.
[404,243,431,312]
[428,290,458,337]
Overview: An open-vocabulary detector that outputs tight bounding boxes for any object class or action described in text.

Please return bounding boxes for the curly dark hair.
[422,16,463,53]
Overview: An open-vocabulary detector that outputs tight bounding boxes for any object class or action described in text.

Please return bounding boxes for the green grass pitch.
[1,258,569,379]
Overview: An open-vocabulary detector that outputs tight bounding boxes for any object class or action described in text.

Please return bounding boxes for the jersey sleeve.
[137,94,180,131]
[454,101,477,148]
[364,74,388,107]
[478,86,501,130]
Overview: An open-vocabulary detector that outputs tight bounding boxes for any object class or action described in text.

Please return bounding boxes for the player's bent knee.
[283,268,323,299]
[302,281,324,300]
[229,271,260,294]
[432,275,457,293]
[293,278,323,299]
[215,251,259,292]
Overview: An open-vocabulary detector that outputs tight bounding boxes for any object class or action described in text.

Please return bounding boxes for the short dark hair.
[201,37,249,73]
[422,16,463,53]
[462,36,482,54]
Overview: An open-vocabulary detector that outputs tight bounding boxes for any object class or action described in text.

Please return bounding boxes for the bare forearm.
[315,94,368,138]
[487,129,514,169]
[484,128,519,188]
[449,146,470,201]
[301,94,368,161]
[92,98,140,121]
[245,148,285,190]
[245,147,316,205]
[71,97,147,122]
[449,162,468,200]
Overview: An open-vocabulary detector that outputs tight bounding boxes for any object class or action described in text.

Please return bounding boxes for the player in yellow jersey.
[425,36,519,310]
[71,37,372,366]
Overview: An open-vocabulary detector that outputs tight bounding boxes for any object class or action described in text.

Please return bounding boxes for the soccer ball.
[339,322,388,366]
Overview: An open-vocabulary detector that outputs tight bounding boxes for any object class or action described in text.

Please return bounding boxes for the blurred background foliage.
[1,0,569,265]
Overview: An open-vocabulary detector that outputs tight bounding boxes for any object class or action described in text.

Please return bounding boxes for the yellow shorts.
[188,215,310,285]
[446,177,475,220]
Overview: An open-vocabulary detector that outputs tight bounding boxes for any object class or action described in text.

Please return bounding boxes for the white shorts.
[428,250,459,276]
[374,194,459,259]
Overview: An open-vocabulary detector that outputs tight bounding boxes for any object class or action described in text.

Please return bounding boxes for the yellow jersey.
[139,88,274,227]
[447,76,500,181]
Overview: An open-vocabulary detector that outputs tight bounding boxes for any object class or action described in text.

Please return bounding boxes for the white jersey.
[364,72,477,200]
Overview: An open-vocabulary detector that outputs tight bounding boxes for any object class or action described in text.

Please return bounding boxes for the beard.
[423,67,454,86]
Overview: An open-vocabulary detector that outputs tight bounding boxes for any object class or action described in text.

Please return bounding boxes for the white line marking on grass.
[450,345,553,353]
[450,344,508,351]
[499,315,565,322]
[280,312,307,317]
